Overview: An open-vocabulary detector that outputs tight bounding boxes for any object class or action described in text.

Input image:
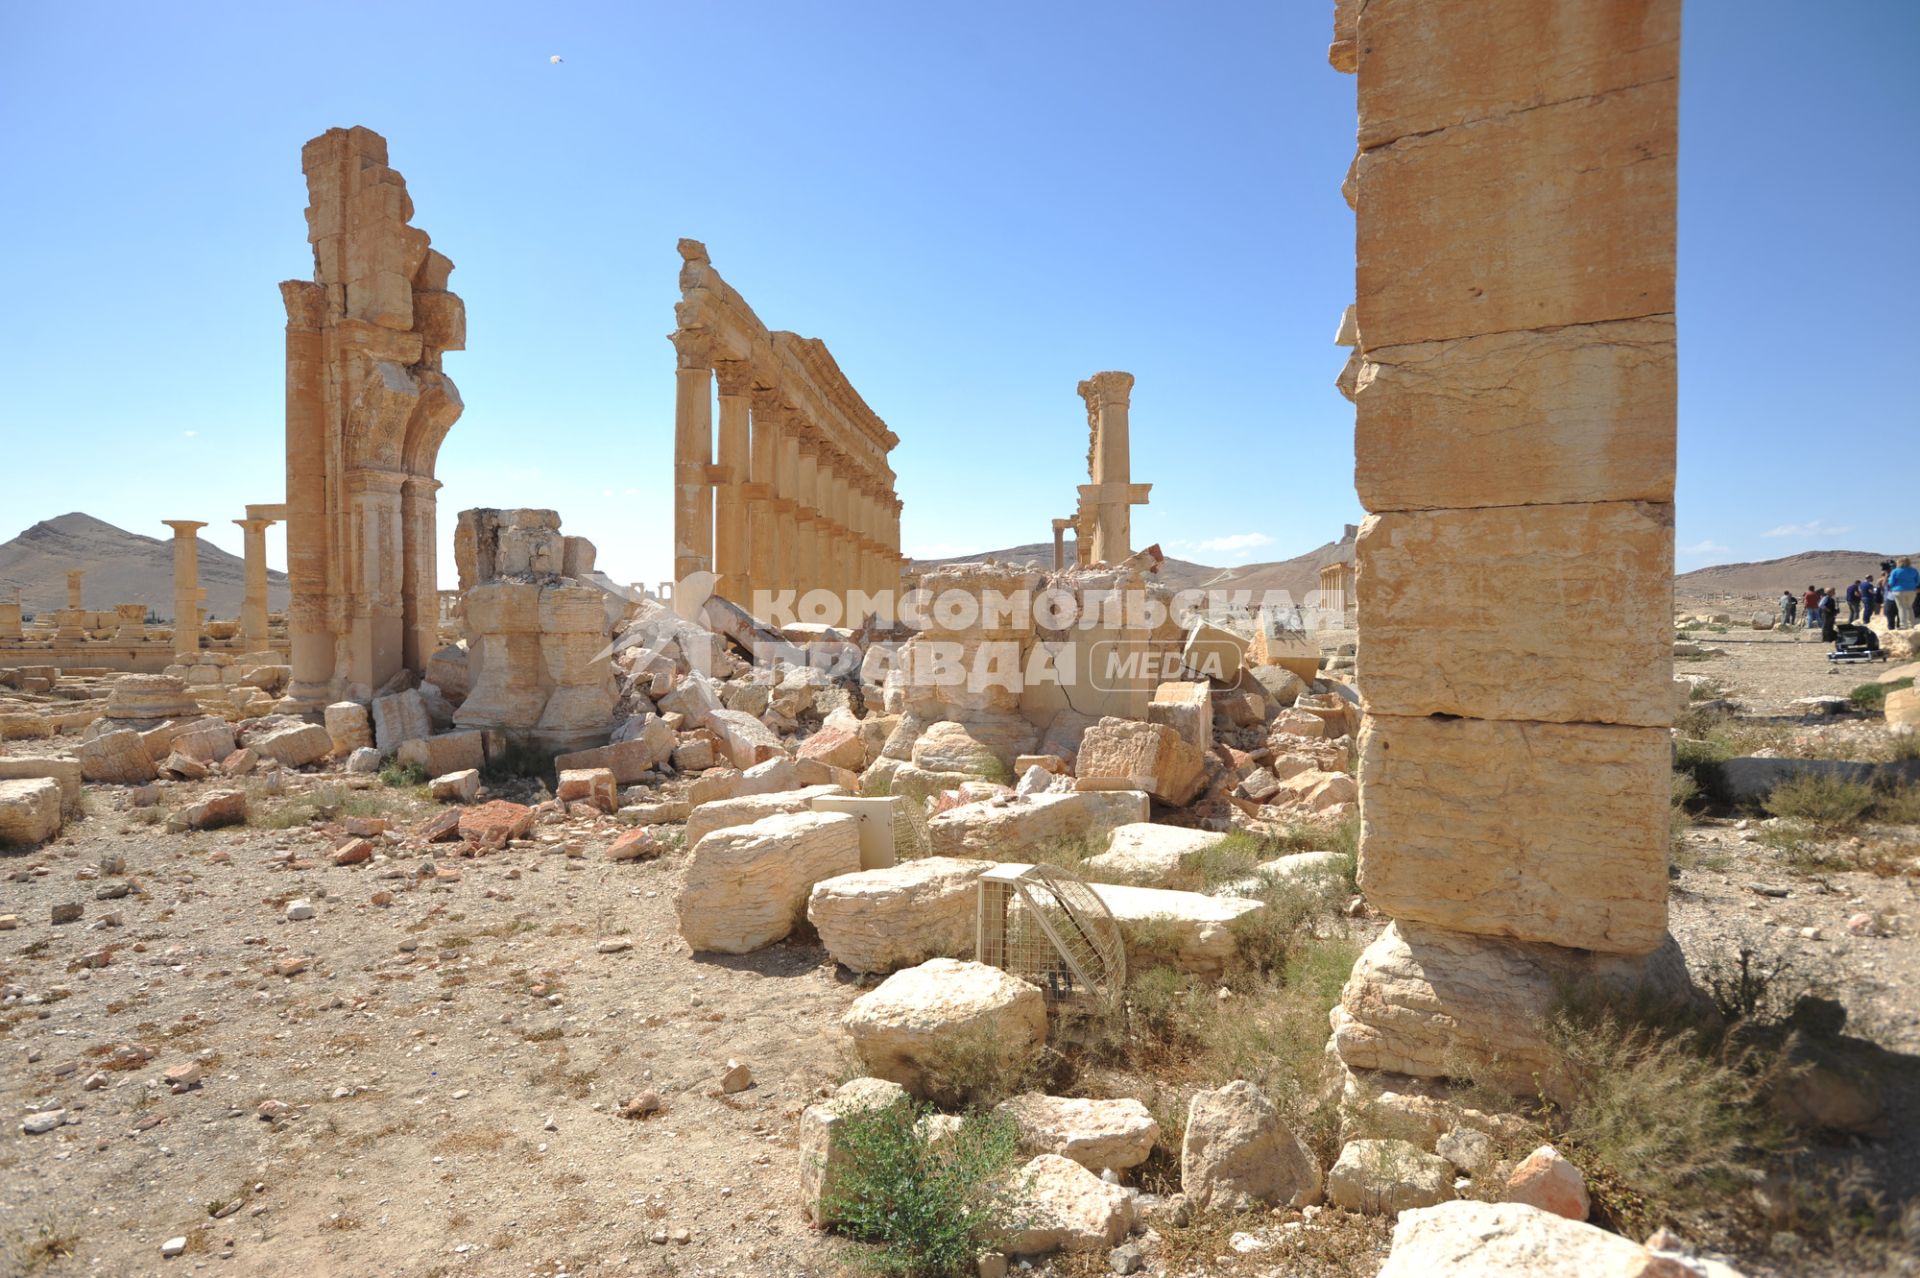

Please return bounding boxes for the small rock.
[621,1090,664,1119]
[1109,1242,1145,1274]
[595,938,631,954]
[1505,1145,1589,1221]
[51,902,83,925]
[285,899,315,921]
[164,1061,204,1090]
[161,1236,188,1258]
[720,1059,752,1094]
[22,1108,65,1134]
[331,838,374,866]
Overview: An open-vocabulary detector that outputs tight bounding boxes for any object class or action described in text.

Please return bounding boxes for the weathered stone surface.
[1181,620,1247,683]
[76,730,157,784]
[1326,1139,1455,1215]
[842,958,1047,1098]
[246,719,334,769]
[996,1094,1159,1172]
[324,701,373,756]
[798,1077,910,1227]
[605,827,661,861]
[396,730,487,777]
[1082,823,1228,884]
[707,707,784,768]
[1005,1154,1134,1256]
[102,673,198,722]
[1377,1201,1698,1278]
[1506,1145,1590,1221]
[555,767,617,812]
[1355,504,1673,727]
[926,790,1148,858]
[1075,718,1205,806]
[1272,769,1358,813]
[1087,883,1264,976]
[684,784,847,847]
[430,769,481,803]
[169,717,237,763]
[1146,680,1212,754]
[807,857,993,974]
[657,672,721,727]
[1357,715,1669,953]
[0,778,63,847]
[168,789,247,832]
[555,721,675,782]
[1181,1080,1322,1211]
[1356,82,1676,348]
[1354,0,1680,151]
[676,811,861,954]
[797,724,866,772]
[1355,319,1675,511]
[0,756,81,815]
[458,800,534,845]
[371,688,432,752]
[1887,685,1920,728]
[911,720,1008,780]
[1331,921,1696,1102]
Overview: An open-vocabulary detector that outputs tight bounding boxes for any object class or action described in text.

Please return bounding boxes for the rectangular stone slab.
[1354,317,1674,511]
[1356,80,1675,348]
[1355,502,1673,727]
[1355,0,1679,150]
[1356,714,1669,954]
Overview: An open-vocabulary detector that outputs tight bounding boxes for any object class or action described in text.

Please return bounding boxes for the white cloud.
[1679,539,1730,557]
[1761,519,1852,539]
[1192,532,1276,554]
[182,430,198,438]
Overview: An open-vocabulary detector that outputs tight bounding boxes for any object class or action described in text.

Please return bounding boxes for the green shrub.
[379,759,429,788]
[1848,676,1913,711]
[821,1099,1025,1278]
[1764,773,1876,830]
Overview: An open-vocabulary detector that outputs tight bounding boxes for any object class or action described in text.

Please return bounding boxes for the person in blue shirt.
[1890,558,1919,630]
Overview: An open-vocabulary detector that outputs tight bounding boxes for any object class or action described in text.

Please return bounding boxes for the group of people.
[1780,558,1919,641]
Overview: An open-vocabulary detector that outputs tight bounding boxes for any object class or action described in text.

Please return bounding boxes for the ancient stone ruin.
[670,239,904,618]
[1326,0,1685,1102]
[277,125,465,712]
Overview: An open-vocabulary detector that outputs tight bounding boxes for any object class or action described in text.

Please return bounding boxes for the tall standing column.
[795,438,820,602]
[671,331,714,585]
[776,421,802,597]
[713,361,753,601]
[162,521,207,655]
[398,479,438,671]
[1077,371,1144,566]
[824,464,849,601]
[747,389,782,612]
[234,517,276,650]
[66,570,84,610]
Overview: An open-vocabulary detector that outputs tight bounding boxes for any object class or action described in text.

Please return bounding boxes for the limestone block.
[797,724,866,772]
[324,702,373,756]
[1356,81,1676,348]
[1074,718,1205,806]
[1181,1080,1322,1212]
[1181,620,1246,683]
[167,789,247,832]
[995,1094,1159,1172]
[1377,1201,1692,1278]
[75,729,157,784]
[1506,1145,1590,1221]
[842,958,1047,1099]
[807,857,993,974]
[103,673,198,722]
[1355,0,1680,150]
[554,720,674,782]
[675,811,861,954]
[657,672,721,727]
[1269,708,1326,740]
[1326,1140,1455,1215]
[458,800,534,845]
[0,757,81,815]
[1086,883,1264,977]
[425,644,472,703]
[345,747,382,773]
[926,790,1148,858]
[1356,504,1674,728]
[707,708,783,768]
[1005,1154,1133,1256]
[911,720,1007,780]
[169,717,236,763]
[1358,714,1669,953]
[1147,680,1212,755]
[1332,921,1696,1102]
[431,769,481,803]
[555,767,617,812]
[1355,319,1675,511]
[372,689,432,753]
[671,737,716,771]
[1274,769,1357,813]
[1886,686,1920,728]
[861,758,982,805]
[685,784,847,847]
[0,778,63,847]
[246,719,334,769]
[396,730,488,777]
[1036,710,1098,767]
[1083,823,1229,884]
[798,1077,911,1227]
[532,582,616,753]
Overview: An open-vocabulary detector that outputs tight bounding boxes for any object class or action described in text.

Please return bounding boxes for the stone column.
[824,463,848,601]
[671,331,714,585]
[113,603,148,643]
[1327,0,1681,1101]
[795,438,820,601]
[1077,371,1148,566]
[234,516,276,650]
[713,361,753,601]
[398,478,439,672]
[776,420,801,597]
[0,592,23,642]
[162,520,207,655]
[1051,518,1072,571]
[66,570,84,610]
[746,389,783,613]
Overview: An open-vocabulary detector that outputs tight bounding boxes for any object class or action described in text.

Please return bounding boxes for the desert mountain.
[1675,548,1916,598]
[0,512,288,620]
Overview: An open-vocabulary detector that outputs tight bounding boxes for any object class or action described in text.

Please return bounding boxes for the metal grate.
[975,863,1125,1007]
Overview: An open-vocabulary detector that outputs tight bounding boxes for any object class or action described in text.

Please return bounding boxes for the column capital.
[712,359,754,397]
[1077,370,1135,410]
[162,520,208,537]
[669,327,714,370]
[234,517,277,533]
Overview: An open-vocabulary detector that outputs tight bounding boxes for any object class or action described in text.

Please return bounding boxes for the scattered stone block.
[331,837,374,866]
[1147,680,1213,755]
[1181,620,1247,683]
[911,721,1008,779]
[684,784,847,847]
[798,1077,910,1227]
[555,767,617,813]
[707,708,783,768]
[345,746,382,774]
[807,857,994,974]
[996,1094,1160,1172]
[1005,1154,1134,1256]
[1087,882,1264,976]
[798,724,867,772]
[926,790,1148,859]
[1376,1201,1689,1278]
[168,789,247,832]
[431,769,481,803]
[372,688,432,752]
[606,827,661,861]
[396,730,488,777]
[842,958,1047,1099]
[247,718,334,768]
[75,729,158,784]
[1181,1080,1322,1211]
[169,717,237,763]
[1075,718,1205,806]
[556,721,675,782]
[0,777,63,847]
[457,800,534,846]
[1505,1145,1589,1221]
[671,737,716,771]
[1083,823,1228,884]
[1327,1139,1455,1215]
[0,756,82,815]
[324,701,373,755]
[676,811,861,953]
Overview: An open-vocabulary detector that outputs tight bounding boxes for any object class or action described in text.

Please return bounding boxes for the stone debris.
[430,768,481,803]
[1082,822,1227,884]
[1180,1080,1321,1211]
[995,1093,1160,1172]
[1005,1154,1134,1256]
[1376,1201,1722,1278]
[0,776,64,847]
[683,784,847,847]
[396,730,487,777]
[797,1077,909,1227]
[1074,718,1205,806]
[167,789,247,833]
[842,958,1047,1100]
[806,857,992,975]
[1086,883,1265,976]
[555,767,617,813]
[675,811,860,953]
[1505,1144,1590,1221]
[926,790,1147,858]
[719,1059,752,1094]
[1326,1139,1455,1215]
[323,701,372,755]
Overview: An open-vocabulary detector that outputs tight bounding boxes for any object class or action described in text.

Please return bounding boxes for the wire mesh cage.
[975,863,1125,1007]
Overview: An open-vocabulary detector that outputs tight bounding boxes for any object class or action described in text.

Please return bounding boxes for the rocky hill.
[1676,548,1914,599]
[0,512,288,620]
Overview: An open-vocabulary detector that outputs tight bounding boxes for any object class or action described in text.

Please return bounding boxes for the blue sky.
[1,1,1914,588]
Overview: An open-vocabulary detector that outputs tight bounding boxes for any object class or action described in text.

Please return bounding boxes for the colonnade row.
[158,507,282,652]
